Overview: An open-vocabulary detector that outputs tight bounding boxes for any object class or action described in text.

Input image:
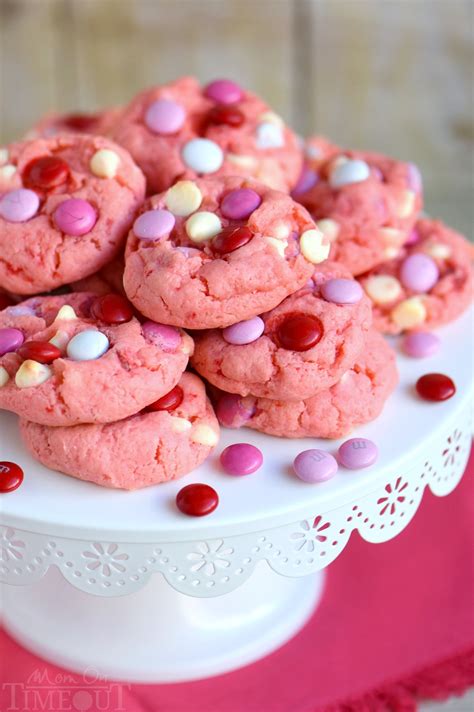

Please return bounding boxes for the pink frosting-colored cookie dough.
[291,135,340,199]
[20,372,219,490]
[0,293,193,426]
[216,330,398,438]
[124,176,323,329]
[0,134,145,295]
[295,147,423,275]
[192,262,372,400]
[111,76,302,194]
[71,256,125,296]
[359,218,474,334]
[25,107,122,140]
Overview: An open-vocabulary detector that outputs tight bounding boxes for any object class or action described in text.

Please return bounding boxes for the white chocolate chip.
[258,111,284,127]
[0,164,17,180]
[0,366,9,387]
[15,360,52,388]
[170,416,192,433]
[53,305,77,322]
[49,330,70,350]
[255,122,284,149]
[165,180,202,217]
[364,275,402,304]
[0,148,9,165]
[397,190,416,218]
[315,219,340,242]
[190,424,219,447]
[180,332,195,356]
[391,297,427,329]
[423,242,452,260]
[272,222,291,240]
[264,236,288,257]
[90,149,120,179]
[300,228,330,264]
[378,227,405,245]
[185,211,222,242]
[329,158,370,188]
[227,153,257,169]
[382,246,401,260]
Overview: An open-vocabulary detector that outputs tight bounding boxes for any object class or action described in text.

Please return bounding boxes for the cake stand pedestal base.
[1,563,324,683]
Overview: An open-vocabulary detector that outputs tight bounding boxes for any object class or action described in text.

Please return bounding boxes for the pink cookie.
[20,373,219,490]
[359,218,474,334]
[295,147,423,275]
[26,107,122,140]
[0,134,145,295]
[71,256,126,296]
[192,262,372,400]
[291,135,340,199]
[216,330,398,439]
[124,176,324,329]
[0,293,193,426]
[111,76,302,194]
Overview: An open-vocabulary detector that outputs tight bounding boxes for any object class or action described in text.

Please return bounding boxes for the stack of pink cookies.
[0,76,472,490]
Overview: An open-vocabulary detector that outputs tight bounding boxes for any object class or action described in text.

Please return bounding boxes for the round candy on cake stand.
[0,308,472,683]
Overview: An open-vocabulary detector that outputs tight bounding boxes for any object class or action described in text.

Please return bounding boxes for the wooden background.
[0,0,473,236]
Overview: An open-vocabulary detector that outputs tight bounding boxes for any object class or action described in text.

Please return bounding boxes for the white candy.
[185,211,222,242]
[15,360,52,388]
[66,329,109,361]
[170,416,192,433]
[53,305,77,323]
[0,164,17,180]
[300,228,330,264]
[329,159,370,188]
[180,333,195,356]
[255,122,284,149]
[315,219,340,242]
[227,153,257,169]
[258,111,284,126]
[0,148,8,165]
[424,242,452,260]
[165,180,202,217]
[90,149,120,179]
[272,222,291,240]
[397,190,416,218]
[0,366,9,387]
[364,275,402,304]
[190,424,219,447]
[378,227,405,245]
[264,236,287,257]
[391,297,427,329]
[181,139,223,174]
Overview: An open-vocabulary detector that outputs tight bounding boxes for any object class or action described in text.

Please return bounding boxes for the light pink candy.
[142,321,181,352]
[144,99,186,135]
[0,189,39,223]
[204,79,243,105]
[53,198,97,236]
[134,209,175,240]
[222,316,264,345]
[399,253,439,293]
[321,278,363,305]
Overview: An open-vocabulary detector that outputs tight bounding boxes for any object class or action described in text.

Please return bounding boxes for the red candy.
[176,483,219,517]
[92,294,134,324]
[62,113,99,132]
[207,105,244,128]
[147,385,184,413]
[0,294,14,311]
[0,461,24,493]
[23,156,70,190]
[18,340,61,364]
[212,226,253,254]
[416,373,456,402]
[277,313,324,352]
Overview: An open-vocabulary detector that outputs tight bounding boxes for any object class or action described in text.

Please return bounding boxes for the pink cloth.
[1,447,473,712]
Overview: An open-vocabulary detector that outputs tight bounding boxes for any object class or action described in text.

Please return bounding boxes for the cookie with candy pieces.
[25,107,122,140]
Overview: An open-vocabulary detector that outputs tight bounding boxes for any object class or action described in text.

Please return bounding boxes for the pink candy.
[144,99,186,135]
[402,331,440,358]
[134,209,175,240]
[293,449,338,483]
[399,253,439,293]
[220,188,261,220]
[204,79,243,105]
[0,189,39,223]
[216,393,255,428]
[220,443,263,476]
[53,198,97,236]
[142,321,181,352]
[222,316,264,345]
[291,166,318,197]
[0,328,24,356]
[321,278,363,305]
[338,438,378,469]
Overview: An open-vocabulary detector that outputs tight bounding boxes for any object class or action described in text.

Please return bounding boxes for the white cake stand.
[0,308,472,683]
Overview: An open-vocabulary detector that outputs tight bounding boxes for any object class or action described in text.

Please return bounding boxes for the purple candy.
[404,227,421,246]
[399,253,439,293]
[216,393,255,428]
[0,328,24,356]
[293,449,338,483]
[338,438,378,470]
[220,443,263,476]
[291,166,318,197]
[220,188,262,220]
[407,163,422,193]
[134,209,175,240]
[53,198,97,236]
[142,321,181,352]
[321,278,363,305]
[204,79,243,105]
[0,189,39,223]
[402,331,441,358]
[144,99,185,135]
[222,316,264,345]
